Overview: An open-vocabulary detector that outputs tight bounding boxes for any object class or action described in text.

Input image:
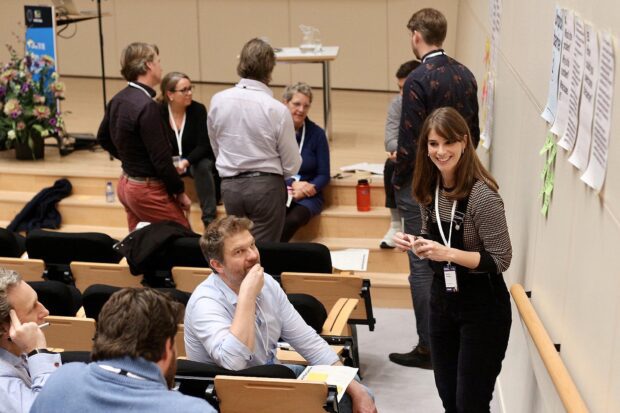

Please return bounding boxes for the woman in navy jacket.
[281,83,330,242]
[159,72,218,227]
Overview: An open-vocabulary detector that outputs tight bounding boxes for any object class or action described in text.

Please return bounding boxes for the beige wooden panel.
[198,0,291,86]
[0,1,29,64]
[387,0,460,92]
[215,376,329,413]
[44,316,96,352]
[289,0,388,91]
[112,0,201,81]
[55,0,119,78]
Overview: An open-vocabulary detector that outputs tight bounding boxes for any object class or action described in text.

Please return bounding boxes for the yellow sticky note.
[305,372,329,382]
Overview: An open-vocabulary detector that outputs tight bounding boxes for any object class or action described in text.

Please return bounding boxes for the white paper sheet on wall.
[569,24,599,170]
[581,33,615,191]
[541,7,566,124]
[480,0,502,150]
[558,15,586,151]
[550,11,574,136]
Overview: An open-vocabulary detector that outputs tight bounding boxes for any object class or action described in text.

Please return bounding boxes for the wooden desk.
[275,47,339,140]
[277,345,344,365]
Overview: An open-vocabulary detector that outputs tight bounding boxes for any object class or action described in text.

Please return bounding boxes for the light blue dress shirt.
[184,272,339,370]
[0,346,61,413]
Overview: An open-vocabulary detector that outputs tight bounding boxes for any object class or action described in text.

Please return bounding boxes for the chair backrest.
[29,281,79,316]
[44,316,96,351]
[0,257,45,282]
[71,262,143,292]
[168,237,208,268]
[0,228,26,257]
[256,242,332,275]
[281,272,370,322]
[215,376,332,413]
[27,229,122,265]
[82,284,190,322]
[287,293,327,334]
[171,267,212,293]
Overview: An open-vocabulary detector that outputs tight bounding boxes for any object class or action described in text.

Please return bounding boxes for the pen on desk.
[38,322,50,329]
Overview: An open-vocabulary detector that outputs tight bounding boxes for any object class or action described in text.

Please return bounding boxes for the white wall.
[455,1,620,411]
[0,0,458,91]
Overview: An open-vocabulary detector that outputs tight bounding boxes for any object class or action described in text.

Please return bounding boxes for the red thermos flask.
[356,179,371,211]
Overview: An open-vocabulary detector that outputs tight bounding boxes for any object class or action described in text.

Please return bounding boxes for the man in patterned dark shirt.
[389,8,480,369]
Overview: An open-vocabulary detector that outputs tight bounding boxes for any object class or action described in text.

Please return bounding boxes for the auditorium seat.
[0,257,45,282]
[212,376,339,413]
[256,242,333,276]
[44,316,96,351]
[26,229,123,283]
[0,228,26,257]
[82,284,191,321]
[171,266,212,293]
[70,261,143,292]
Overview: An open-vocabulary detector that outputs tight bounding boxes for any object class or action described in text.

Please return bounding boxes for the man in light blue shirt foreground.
[0,268,61,413]
[30,288,215,413]
[184,216,377,413]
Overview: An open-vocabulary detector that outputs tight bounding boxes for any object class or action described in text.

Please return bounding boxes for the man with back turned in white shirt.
[207,38,301,242]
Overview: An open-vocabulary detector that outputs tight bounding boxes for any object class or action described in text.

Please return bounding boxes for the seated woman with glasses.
[280,82,330,242]
[159,72,218,228]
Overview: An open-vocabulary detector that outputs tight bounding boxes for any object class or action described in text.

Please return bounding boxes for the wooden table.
[275,47,340,139]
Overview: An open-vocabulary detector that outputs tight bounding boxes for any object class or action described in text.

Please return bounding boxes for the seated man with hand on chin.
[184,216,377,413]
[0,268,61,413]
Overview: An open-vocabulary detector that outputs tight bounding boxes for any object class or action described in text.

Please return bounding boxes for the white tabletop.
[275,46,339,62]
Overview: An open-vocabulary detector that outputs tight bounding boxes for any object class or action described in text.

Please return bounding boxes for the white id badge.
[444,264,458,293]
[286,186,293,207]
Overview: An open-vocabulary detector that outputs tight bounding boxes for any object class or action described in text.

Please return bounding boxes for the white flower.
[7,130,16,139]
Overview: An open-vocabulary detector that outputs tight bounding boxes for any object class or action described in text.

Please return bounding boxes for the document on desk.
[330,249,369,272]
[299,365,358,402]
[339,162,384,175]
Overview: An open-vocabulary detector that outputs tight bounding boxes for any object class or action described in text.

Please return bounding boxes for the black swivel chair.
[26,229,123,283]
[28,280,82,316]
[82,284,191,322]
[256,242,333,277]
[0,228,26,258]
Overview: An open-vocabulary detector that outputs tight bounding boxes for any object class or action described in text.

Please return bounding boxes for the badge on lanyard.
[443,264,458,292]
[435,183,459,293]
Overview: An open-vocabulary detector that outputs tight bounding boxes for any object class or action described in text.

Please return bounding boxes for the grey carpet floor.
[356,308,501,413]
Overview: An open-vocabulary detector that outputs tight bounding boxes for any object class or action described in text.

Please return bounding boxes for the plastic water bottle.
[105,181,115,203]
[356,179,371,212]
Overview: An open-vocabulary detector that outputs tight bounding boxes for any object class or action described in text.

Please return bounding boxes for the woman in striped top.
[393,107,512,412]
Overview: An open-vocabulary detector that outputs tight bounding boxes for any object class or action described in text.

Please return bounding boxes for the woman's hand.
[393,231,414,252]
[176,159,190,175]
[413,238,451,262]
[291,181,316,200]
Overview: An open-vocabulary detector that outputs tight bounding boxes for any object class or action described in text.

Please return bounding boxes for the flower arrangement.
[0,44,66,157]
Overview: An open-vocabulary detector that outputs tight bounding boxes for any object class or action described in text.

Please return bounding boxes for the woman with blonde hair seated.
[281,82,330,242]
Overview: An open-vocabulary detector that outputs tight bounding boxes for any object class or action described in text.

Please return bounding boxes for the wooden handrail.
[510,284,589,413]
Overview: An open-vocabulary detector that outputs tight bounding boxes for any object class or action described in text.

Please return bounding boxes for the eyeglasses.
[173,85,194,94]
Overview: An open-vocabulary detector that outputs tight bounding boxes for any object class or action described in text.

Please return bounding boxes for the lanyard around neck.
[297,124,306,154]
[99,364,148,381]
[435,183,457,250]
[422,49,445,63]
[168,105,186,156]
[128,82,152,99]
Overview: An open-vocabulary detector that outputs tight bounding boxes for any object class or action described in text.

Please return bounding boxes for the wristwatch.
[27,348,56,357]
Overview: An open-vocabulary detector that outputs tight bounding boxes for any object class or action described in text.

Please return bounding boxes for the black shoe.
[389,345,433,369]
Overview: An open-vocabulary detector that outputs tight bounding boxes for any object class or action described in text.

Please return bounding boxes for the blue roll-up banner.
[24,5,58,77]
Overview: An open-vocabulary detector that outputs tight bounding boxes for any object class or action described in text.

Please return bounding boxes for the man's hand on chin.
[239,264,264,299]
